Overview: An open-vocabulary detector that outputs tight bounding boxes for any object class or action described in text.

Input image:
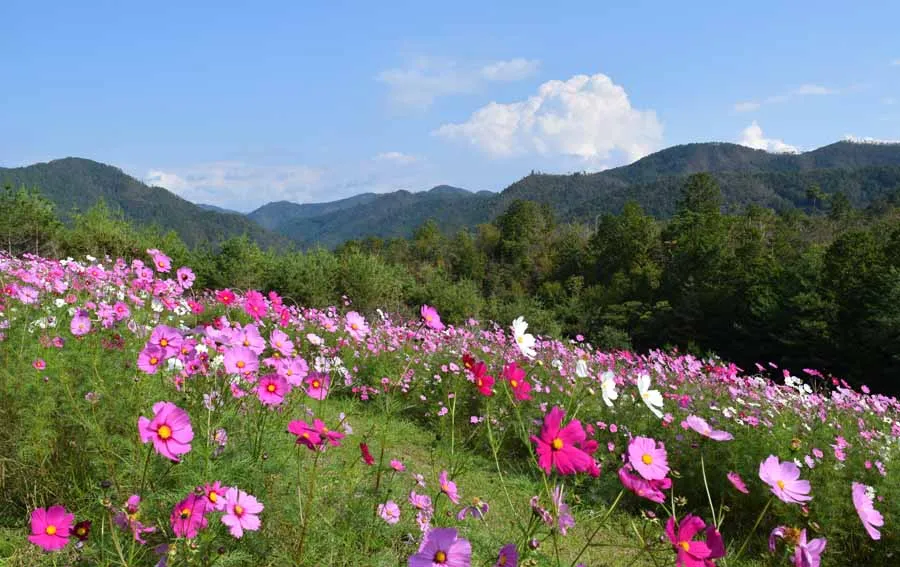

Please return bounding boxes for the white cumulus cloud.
[377,56,540,108]
[738,121,799,153]
[374,151,418,165]
[434,73,663,164]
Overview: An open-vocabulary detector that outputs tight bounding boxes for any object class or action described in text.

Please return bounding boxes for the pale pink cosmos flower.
[345,311,370,340]
[439,470,460,504]
[223,346,258,375]
[758,455,811,504]
[378,500,401,525]
[304,372,330,400]
[851,482,884,540]
[390,459,406,472]
[793,529,826,567]
[408,528,471,567]
[683,415,734,441]
[628,436,670,481]
[420,304,445,331]
[221,487,263,539]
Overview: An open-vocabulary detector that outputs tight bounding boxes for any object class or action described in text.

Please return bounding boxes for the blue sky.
[2,0,899,211]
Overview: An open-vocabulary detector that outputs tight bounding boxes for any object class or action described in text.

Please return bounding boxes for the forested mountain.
[249,141,900,246]
[0,158,287,248]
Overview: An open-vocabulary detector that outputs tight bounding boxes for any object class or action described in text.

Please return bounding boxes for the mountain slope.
[0,158,286,249]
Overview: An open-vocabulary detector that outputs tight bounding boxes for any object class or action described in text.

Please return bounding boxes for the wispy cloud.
[434,73,662,166]
[377,56,540,108]
[734,84,840,112]
[145,155,436,212]
[737,121,798,153]
[891,59,900,66]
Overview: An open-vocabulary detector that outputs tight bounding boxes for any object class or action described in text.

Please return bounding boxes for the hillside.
[0,158,287,249]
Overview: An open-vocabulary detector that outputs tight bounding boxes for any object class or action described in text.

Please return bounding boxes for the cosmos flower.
[851,482,884,540]
[421,304,446,331]
[758,455,812,504]
[28,506,74,551]
[408,528,471,567]
[138,402,193,462]
[636,374,664,418]
[628,436,670,481]
[531,406,594,476]
[221,487,263,539]
[511,316,537,359]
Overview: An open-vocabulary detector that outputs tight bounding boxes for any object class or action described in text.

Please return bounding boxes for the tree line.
[3,175,900,393]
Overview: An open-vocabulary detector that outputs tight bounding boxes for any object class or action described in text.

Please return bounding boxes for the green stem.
[735,497,773,559]
[297,450,321,562]
[571,489,625,566]
[700,452,717,527]
[137,443,153,498]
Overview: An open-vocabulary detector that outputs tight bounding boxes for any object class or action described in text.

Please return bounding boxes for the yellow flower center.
[160,339,168,347]
[157,261,165,268]
[243,340,250,347]
[234,505,244,517]
[149,356,159,365]
[351,323,359,330]
[551,438,564,451]
[45,524,57,536]
[642,454,653,465]
[180,507,191,519]
[434,550,447,563]
[499,556,507,566]
[312,380,321,388]
[510,380,518,388]
[267,384,276,392]
[236,360,245,369]
[679,541,691,552]
[516,335,524,344]
[76,527,86,536]
[209,492,218,503]
[158,424,172,440]
[777,480,785,490]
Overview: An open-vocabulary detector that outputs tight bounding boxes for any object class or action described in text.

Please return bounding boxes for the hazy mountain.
[0,158,287,249]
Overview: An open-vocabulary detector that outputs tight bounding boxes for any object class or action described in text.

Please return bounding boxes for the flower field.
[0,250,897,566]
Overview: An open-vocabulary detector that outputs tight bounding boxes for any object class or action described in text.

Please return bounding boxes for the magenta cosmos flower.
[221,487,263,539]
[531,406,594,476]
[727,471,749,494]
[793,529,826,567]
[170,493,208,539]
[257,374,289,406]
[503,363,531,401]
[495,544,518,567]
[421,304,445,331]
[758,455,811,504]
[628,436,670,481]
[137,345,165,374]
[28,506,74,551]
[683,415,733,441]
[665,515,711,567]
[409,527,471,567]
[138,402,194,462]
[852,482,884,540]
[618,465,671,504]
[288,419,322,449]
[304,372,330,400]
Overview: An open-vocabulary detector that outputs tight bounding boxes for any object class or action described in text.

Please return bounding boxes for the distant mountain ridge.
[5,141,900,249]
[0,158,287,249]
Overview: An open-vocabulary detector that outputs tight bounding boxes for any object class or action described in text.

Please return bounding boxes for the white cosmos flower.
[600,370,618,407]
[636,373,664,418]
[511,316,536,359]
[575,359,589,378]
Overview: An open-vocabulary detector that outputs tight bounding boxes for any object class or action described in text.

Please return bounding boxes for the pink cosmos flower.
[793,529,826,567]
[408,527,471,567]
[421,304,445,331]
[269,329,294,357]
[280,357,309,386]
[176,266,195,288]
[683,415,734,441]
[216,289,236,305]
[665,514,711,567]
[531,406,594,476]
[138,402,194,462]
[409,491,432,512]
[70,309,91,336]
[628,437,670,481]
[304,372,330,400]
[288,420,321,449]
[137,345,165,374]
[495,544,518,567]
[439,470,460,504]
[313,419,345,447]
[149,325,182,358]
[618,465,671,504]
[727,471,749,494]
[148,249,172,272]
[221,487,263,538]
[223,346,258,375]
[203,482,228,511]
[851,482,884,540]
[503,363,531,401]
[360,442,375,465]
[345,311,370,340]
[257,374,289,406]
[32,358,46,370]
[114,495,155,543]
[758,455,811,504]
[390,459,406,472]
[243,290,267,320]
[457,497,490,521]
[378,500,401,524]
[170,493,208,539]
[28,506,74,551]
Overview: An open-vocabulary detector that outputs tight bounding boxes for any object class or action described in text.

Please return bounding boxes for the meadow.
[0,249,896,566]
